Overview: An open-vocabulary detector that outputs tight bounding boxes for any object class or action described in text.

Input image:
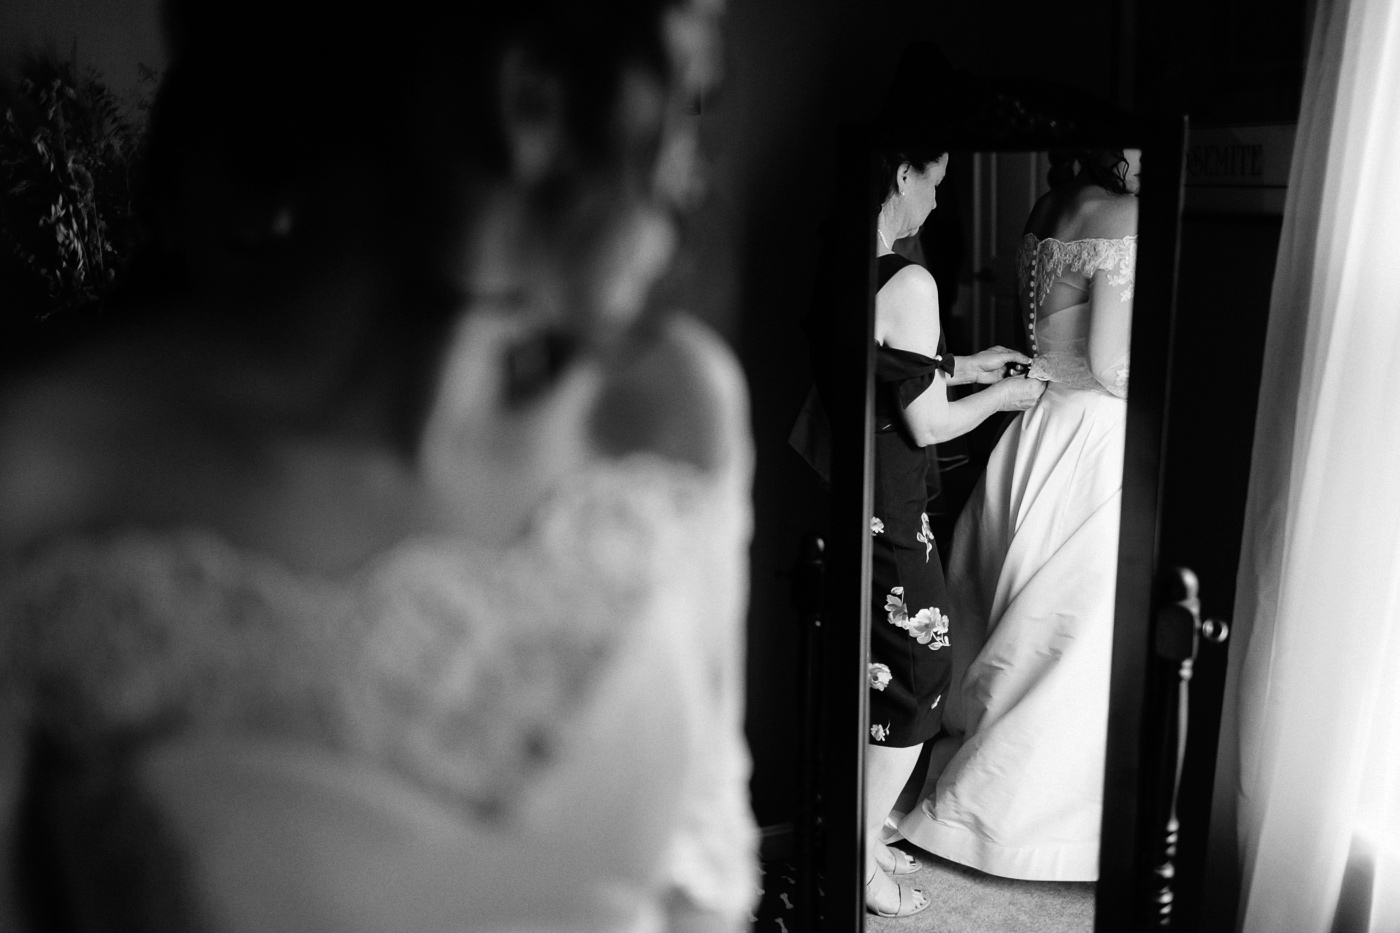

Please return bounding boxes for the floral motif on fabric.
[871,517,885,536]
[1027,356,1054,382]
[884,587,907,626]
[870,723,891,742]
[916,513,933,562]
[1024,351,1130,399]
[884,587,950,650]
[868,662,892,692]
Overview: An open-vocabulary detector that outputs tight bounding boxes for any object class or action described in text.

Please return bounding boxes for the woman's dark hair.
[143,0,679,268]
[1047,149,1131,195]
[876,147,948,208]
[872,40,954,209]
[133,0,688,454]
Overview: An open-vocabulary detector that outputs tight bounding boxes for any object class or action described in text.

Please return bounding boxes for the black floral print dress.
[868,253,954,747]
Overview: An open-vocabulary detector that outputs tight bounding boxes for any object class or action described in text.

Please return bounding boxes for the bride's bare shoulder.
[1083,192,1138,239]
[0,340,229,552]
[1034,187,1138,242]
[590,314,749,476]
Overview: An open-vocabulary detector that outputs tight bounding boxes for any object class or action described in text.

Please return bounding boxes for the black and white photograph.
[0,1,1395,932]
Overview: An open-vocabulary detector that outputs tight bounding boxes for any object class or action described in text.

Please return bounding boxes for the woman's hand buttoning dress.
[0,2,758,931]
[895,148,1140,883]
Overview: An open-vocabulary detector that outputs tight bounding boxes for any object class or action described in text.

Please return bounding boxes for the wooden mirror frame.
[813,114,1188,933]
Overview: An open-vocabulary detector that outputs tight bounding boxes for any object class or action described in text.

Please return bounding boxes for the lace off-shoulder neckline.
[1023,232,1139,246]
[0,450,724,816]
[4,451,711,581]
[1018,233,1138,357]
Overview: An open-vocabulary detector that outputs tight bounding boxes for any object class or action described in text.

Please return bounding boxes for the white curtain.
[1211,0,1400,929]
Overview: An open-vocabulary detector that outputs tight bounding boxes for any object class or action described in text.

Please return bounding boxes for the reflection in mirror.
[863,148,1139,926]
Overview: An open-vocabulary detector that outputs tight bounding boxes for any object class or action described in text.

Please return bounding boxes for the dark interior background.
[712,5,1305,932]
[715,0,1304,832]
[0,1,1308,928]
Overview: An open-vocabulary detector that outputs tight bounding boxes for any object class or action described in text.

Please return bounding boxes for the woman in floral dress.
[855,148,1044,917]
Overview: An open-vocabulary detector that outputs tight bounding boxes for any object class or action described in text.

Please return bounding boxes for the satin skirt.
[896,383,1126,882]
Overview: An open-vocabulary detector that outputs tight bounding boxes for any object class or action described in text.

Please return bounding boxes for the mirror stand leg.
[1150,566,1206,929]
[1154,657,1192,927]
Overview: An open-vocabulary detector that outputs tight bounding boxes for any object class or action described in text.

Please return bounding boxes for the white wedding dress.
[0,326,759,932]
[895,233,1135,882]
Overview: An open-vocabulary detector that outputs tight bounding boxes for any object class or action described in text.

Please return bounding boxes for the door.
[964,150,1052,353]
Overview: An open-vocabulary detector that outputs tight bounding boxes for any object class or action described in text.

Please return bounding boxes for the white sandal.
[864,870,931,918]
[875,841,921,876]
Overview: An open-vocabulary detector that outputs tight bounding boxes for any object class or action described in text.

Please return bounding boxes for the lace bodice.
[1016,233,1137,398]
[0,449,758,927]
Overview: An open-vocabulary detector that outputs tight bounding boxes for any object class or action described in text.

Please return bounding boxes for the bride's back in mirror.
[1020,151,1140,398]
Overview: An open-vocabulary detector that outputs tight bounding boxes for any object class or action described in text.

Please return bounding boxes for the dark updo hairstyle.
[871,39,953,212]
[875,146,949,212]
[1046,149,1131,195]
[144,0,679,264]
[134,0,688,454]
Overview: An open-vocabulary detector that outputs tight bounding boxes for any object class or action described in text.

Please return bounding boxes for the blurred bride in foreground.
[0,1,757,930]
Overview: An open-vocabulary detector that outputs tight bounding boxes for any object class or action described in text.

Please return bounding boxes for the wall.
[1133,1,1305,928]
[0,0,164,98]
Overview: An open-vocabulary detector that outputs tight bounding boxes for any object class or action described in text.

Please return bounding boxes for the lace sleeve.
[659,337,761,928]
[1087,239,1135,398]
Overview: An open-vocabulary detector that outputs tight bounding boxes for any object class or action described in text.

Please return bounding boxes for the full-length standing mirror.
[803,114,1188,932]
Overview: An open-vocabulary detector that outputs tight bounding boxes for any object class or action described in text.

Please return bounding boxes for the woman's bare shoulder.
[1067,190,1138,240]
[881,263,938,313]
[0,370,119,550]
[1088,193,1139,238]
[590,313,750,476]
[0,345,226,552]
[876,264,939,355]
[1032,187,1138,242]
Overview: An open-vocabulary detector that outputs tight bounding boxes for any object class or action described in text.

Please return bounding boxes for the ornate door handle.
[1200,617,1229,644]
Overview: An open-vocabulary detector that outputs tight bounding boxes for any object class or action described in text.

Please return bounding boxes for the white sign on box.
[1184,123,1297,215]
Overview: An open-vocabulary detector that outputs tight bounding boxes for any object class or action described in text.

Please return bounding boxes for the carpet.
[866,845,1094,933]
[754,845,1094,933]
